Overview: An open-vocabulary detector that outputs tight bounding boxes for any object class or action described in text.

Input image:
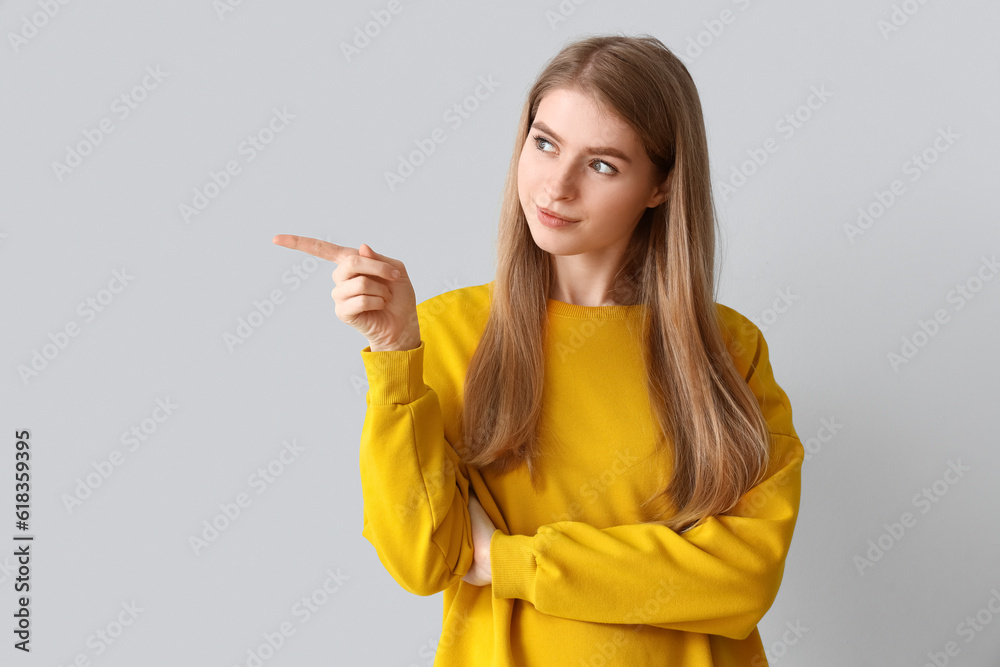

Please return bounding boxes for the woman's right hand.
[271,235,420,352]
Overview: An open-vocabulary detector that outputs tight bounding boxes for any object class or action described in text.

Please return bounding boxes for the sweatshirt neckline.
[546,298,645,320]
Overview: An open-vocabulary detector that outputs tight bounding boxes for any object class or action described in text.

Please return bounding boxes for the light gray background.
[2,1,999,665]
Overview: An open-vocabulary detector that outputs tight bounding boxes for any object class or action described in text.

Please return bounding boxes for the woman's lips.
[537,206,579,228]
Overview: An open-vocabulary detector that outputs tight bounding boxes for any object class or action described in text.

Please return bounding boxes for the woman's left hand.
[461,492,497,586]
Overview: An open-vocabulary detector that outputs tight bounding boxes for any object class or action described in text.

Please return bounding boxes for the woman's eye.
[532,135,553,152]
[592,160,616,175]
[531,134,618,175]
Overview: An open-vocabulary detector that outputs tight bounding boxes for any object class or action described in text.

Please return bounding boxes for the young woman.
[274,33,803,667]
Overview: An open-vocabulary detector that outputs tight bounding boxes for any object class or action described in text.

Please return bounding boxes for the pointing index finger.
[271,234,356,263]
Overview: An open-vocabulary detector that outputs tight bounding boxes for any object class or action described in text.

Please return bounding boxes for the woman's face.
[518,86,669,258]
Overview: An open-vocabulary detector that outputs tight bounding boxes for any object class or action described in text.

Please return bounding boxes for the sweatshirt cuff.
[490,531,537,603]
[359,340,427,405]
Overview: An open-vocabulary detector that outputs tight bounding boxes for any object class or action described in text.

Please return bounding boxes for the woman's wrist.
[369,340,418,352]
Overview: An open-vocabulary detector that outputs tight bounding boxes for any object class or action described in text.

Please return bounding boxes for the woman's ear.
[647,170,672,208]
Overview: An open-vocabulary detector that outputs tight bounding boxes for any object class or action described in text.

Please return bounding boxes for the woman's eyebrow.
[530,121,632,165]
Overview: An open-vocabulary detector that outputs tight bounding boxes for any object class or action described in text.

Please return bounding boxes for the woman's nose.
[543,163,577,199]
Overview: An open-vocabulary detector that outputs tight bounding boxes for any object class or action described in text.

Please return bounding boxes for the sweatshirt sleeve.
[489,324,804,641]
[358,339,476,597]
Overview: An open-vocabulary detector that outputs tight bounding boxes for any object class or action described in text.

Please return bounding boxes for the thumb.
[359,243,388,262]
[360,243,398,272]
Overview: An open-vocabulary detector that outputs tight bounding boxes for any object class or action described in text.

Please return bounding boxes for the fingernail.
[392,269,401,278]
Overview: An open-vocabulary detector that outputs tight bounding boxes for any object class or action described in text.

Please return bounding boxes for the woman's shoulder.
[413,282,493,407]
[714,302,799,441]
[414,281,493,361]
[713,302,764,378]
[416,281,492,329]
[417,280,491,313]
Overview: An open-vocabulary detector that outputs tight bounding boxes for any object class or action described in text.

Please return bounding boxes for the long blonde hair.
[459,34,771,533]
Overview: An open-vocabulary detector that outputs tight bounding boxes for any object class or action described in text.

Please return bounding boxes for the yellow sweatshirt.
[359,281,803,666]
